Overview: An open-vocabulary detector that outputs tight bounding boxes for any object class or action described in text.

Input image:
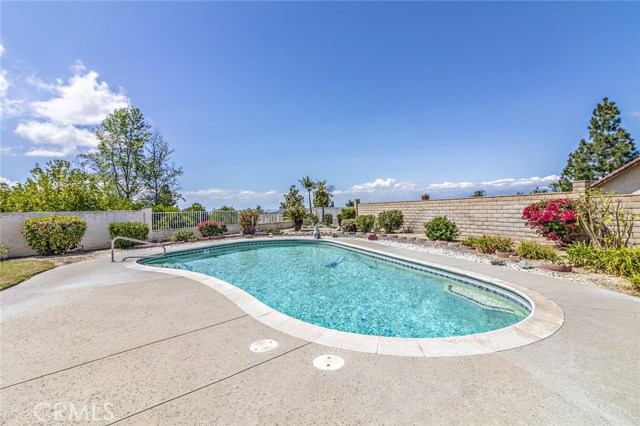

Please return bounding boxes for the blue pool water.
[143,241,529,338]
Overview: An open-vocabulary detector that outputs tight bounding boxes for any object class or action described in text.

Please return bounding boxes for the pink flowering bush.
[522,199,579,244]
[196,220,227,238]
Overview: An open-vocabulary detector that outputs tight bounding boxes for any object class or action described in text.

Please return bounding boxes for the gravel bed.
[346,236,595,285]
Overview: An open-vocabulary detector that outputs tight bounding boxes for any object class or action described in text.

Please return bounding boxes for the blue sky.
[1,1,639,209]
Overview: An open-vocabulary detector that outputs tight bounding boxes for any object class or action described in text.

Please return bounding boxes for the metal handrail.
[111,237,167,262]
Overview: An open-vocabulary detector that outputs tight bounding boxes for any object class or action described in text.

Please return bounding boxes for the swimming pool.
[143,240,530,338]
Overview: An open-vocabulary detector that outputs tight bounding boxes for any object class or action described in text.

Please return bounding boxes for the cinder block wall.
[358,193,640,245]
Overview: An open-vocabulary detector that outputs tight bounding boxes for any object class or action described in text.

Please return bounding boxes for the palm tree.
[313,180,334,221]
[299,175,316,213]
[283,205,307,231]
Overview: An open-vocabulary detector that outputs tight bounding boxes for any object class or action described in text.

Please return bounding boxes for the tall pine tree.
[551,98,638,192]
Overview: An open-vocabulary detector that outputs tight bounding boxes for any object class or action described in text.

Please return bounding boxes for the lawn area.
[0,259,56,291]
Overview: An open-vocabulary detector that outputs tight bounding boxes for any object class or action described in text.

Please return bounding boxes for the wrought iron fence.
[152,210,238,231]
[259,212,284,224]
[152,210,286,231]
[313,207,343,218]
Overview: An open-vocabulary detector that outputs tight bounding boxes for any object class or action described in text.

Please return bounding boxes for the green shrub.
[424,216,459,241]
[378,210,404,233]
[341,219,357,232]
[108,222,150,248]
[470,235,513,253]
[337,213,343,227]
[461,236,481,247]
[322,214,333,226]
[474,237,496,254]
[356,215,376,233]
[567,242,640,287]
[0,243,9,261]
[303,214,320,227]
[341,208,356,220]
[23,215,87,256]
[182,202,206,212]
[238,208,260,234]
[515,240,558,261]
[196,220,227,237]
[266,228,282,234]
[152,204,180,212]
[488,235,513,253]
[171,230,196,242]
[565,241,597,267]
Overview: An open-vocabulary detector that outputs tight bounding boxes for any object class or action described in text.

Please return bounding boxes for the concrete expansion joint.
[0,314,249,391]
[561,304,639,315]
[105,341,314,425]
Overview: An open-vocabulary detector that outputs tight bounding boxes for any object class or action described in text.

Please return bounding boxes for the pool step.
[446,284,518,314]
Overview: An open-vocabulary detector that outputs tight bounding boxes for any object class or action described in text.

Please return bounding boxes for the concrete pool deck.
[1,238,639,425]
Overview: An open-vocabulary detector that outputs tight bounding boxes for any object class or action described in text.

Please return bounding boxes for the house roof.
[591,156,640,188]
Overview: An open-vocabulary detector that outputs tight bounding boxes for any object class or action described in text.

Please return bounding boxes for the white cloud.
[335,175,560,199]
[335,178,419,195]
[71,59,86,75]
[425,181,475,190]
[0,146,20,156]
[0,176,16,186]
[0,67,25,118]
[0,45,14,111]
[11,62,130,157]
[346,178,400,193]
[630,111,640,118]
[16,121,97,157]
[0,97,25,118]
[30,69,129,126]
[25,74,58,92]
[183,187,282,208]
[0,70,8,97]
[478,176,559,189]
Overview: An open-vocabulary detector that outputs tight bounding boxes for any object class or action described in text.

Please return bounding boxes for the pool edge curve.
[127,237,564,357]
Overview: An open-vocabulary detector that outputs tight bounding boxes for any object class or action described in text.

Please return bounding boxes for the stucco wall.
[597,164,640,195]
[0,208,296,258]
[0,209,153,258]
[358,193,640,246]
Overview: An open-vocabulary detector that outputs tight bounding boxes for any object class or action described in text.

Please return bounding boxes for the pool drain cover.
[313,355,344,371]
[250,339,278,353]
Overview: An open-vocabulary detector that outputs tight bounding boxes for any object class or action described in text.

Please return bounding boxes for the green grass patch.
[0,259,56,291]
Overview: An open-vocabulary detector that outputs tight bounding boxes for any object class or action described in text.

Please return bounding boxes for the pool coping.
[126,237,564,357]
